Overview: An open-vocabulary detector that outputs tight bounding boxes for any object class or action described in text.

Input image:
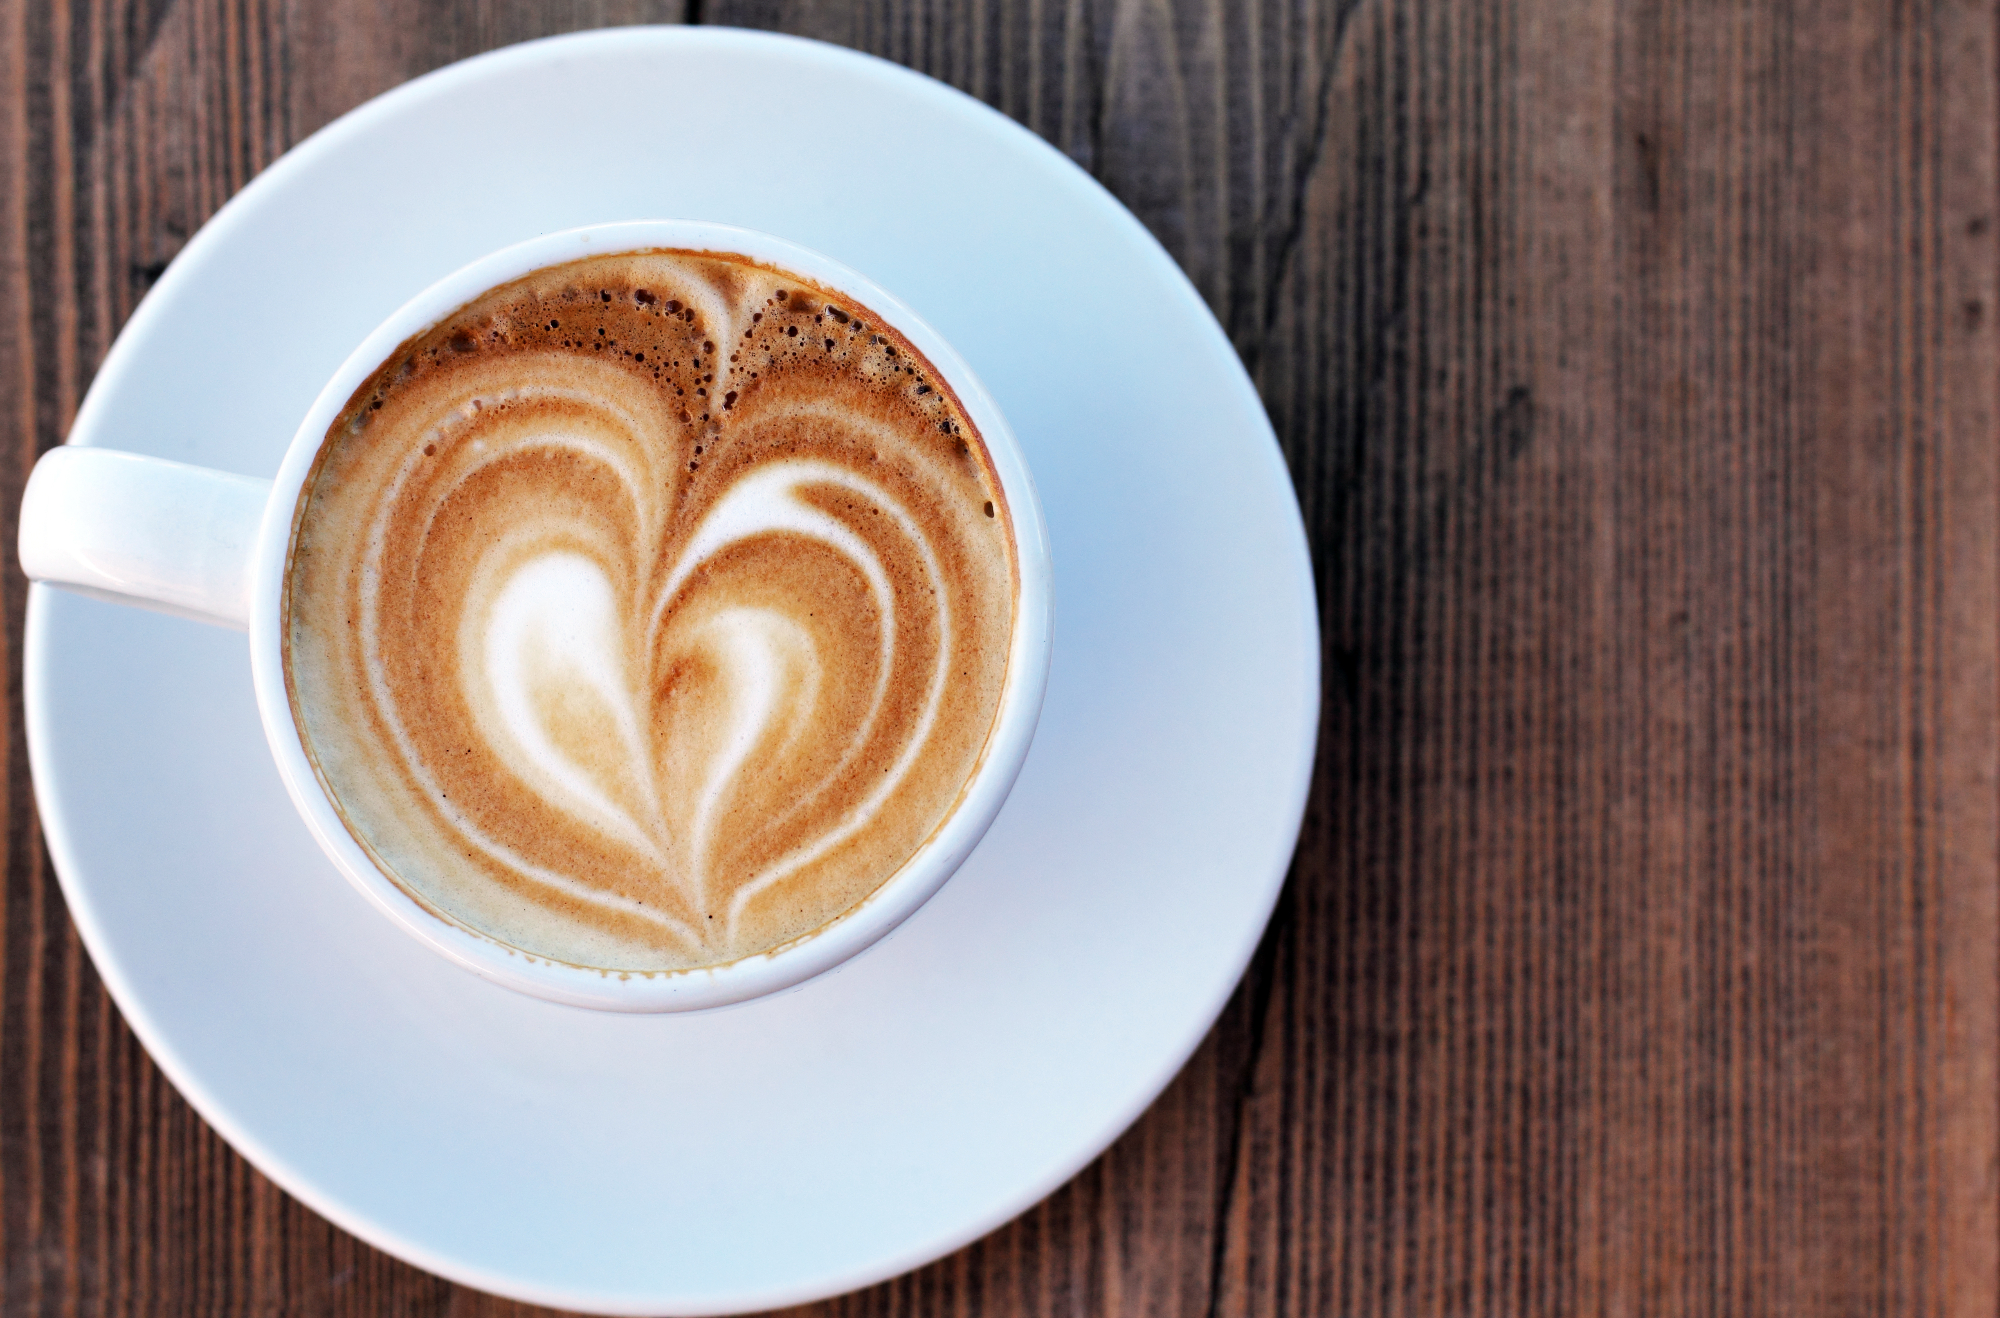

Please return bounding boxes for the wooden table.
[4,1,1994,1313]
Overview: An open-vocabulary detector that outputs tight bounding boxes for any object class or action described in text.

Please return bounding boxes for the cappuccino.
[283,250,1017,972]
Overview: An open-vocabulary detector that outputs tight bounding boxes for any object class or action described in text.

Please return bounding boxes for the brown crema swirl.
[284,251,1017,971]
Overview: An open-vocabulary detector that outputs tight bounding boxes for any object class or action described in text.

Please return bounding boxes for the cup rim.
[245,220,1053,1012]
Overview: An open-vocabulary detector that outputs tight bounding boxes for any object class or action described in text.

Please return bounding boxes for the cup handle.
[18,447,273,631]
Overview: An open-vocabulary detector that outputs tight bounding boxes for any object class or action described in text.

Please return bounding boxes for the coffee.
[283,250,1017,972]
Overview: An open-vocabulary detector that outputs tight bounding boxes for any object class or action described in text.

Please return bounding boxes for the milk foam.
[284,251,1015,970]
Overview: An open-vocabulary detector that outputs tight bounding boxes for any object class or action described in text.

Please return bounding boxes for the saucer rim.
[26,25,1320,1315]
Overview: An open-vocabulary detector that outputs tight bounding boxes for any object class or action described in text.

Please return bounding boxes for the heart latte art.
[284,251,1017,971]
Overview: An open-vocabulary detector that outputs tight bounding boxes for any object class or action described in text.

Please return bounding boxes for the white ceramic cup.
[18,220,1053,1012]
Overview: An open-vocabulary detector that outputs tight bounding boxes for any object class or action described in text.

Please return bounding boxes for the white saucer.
[27,29,1318,1315]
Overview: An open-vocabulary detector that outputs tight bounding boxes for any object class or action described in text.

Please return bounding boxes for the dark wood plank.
[4,0,1998,1314]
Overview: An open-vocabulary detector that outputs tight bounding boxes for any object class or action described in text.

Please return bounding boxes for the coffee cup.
[19,221,1053,1012]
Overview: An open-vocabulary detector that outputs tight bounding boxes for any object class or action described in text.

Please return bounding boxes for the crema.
[283,250,1017,971]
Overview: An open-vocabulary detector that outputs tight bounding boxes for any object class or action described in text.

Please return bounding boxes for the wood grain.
[3,0,1997,1313]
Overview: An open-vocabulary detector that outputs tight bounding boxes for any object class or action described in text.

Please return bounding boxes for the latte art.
[284,251,1016,971]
